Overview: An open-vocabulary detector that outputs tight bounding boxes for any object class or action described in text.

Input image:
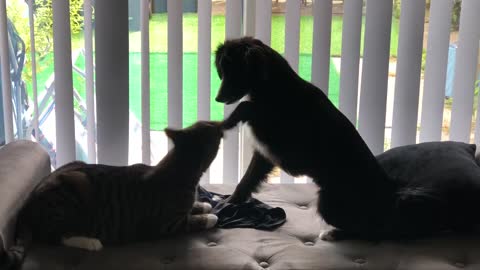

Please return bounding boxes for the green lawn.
[27,52,340,130]
[26,13,400,130]
[128,14,400,56]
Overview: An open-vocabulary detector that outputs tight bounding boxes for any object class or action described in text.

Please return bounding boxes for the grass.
[128,14,400,57]
[27,52,340,130]
[25,13,400,130]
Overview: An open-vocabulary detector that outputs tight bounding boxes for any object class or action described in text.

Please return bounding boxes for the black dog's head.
[214,37,275,104]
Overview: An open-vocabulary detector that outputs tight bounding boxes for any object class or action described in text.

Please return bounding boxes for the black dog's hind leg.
[320,228,356,242]
[222,101,255,130]
[228,151,274,204]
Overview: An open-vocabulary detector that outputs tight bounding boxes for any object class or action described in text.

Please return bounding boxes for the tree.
[393,0,461,31]
[451,0,462,31]
[7,0,87,83]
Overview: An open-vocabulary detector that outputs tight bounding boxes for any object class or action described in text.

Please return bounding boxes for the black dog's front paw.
[222,118,241,130]
[224,194,250,205]
[320,228,383,242]
[222,101,255,130]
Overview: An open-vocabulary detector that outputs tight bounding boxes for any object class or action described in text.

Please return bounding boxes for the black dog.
[218,37,480,241]
[216,37,400,241]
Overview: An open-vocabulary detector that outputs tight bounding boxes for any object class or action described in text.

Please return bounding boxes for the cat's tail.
[0,224,31,270]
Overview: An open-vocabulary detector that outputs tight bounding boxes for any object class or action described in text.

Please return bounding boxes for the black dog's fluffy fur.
[216,37,480,241]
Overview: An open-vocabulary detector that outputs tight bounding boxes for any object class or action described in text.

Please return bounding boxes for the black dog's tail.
[395,186,444,212]
[396,186,441,202]
[0,224,31,270]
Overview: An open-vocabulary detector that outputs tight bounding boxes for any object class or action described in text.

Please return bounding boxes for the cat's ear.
[165,128,186,144]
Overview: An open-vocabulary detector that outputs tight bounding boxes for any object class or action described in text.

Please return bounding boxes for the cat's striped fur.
[16,121,223,250]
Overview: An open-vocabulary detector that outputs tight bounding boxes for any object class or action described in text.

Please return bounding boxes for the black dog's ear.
[215,43,225,78]
[215,43,233,79]
[245,44,269,81]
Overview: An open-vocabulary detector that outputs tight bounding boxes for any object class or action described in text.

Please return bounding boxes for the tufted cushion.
[0,141,51,255]
[20,183,480,270]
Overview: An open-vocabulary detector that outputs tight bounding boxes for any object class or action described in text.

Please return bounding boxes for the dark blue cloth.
[197,186,286,230]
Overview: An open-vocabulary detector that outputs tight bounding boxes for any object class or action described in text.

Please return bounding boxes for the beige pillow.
[0,140,50,253]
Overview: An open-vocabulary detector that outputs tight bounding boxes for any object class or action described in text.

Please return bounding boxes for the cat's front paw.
[201,202,212,213]
[192,202,213,214]
[62,236,103,251]
[205,214,218,229]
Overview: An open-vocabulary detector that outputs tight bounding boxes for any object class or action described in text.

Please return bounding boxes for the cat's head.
[165,121,224,171]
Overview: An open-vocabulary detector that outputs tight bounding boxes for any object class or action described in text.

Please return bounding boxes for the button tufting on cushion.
[19,183,480,270]
[354,258,366,264]
[259,261,269,268]
[304,241,315,246]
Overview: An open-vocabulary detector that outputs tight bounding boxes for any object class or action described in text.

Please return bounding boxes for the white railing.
[1,0,480,184]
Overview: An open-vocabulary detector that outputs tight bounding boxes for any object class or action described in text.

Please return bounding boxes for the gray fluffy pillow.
[376,141,480,187]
